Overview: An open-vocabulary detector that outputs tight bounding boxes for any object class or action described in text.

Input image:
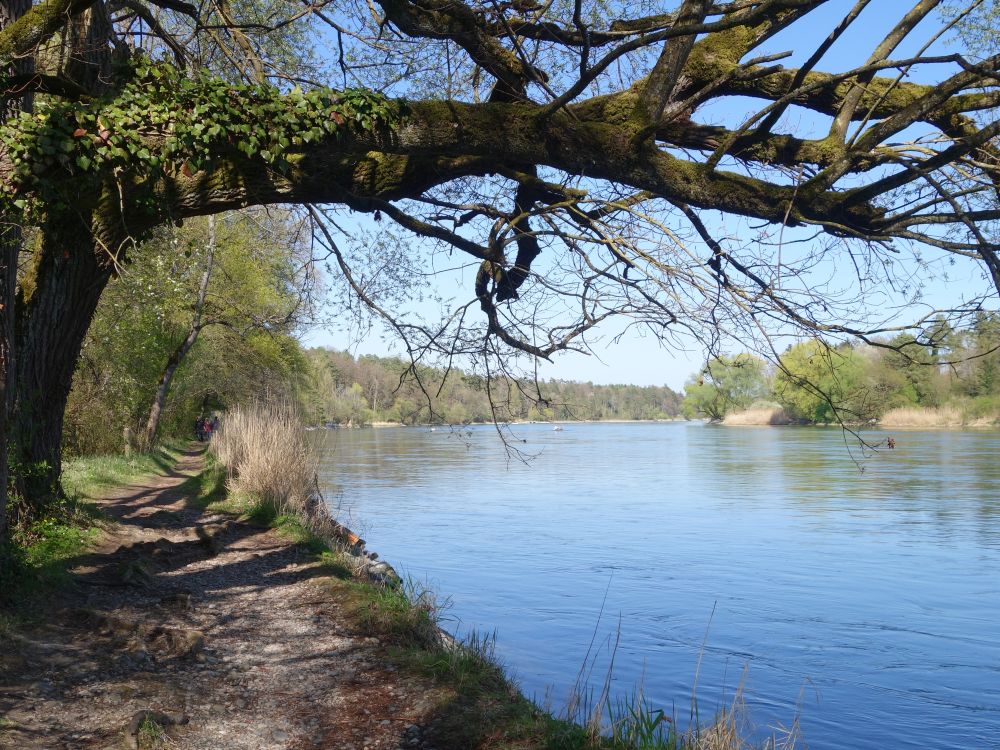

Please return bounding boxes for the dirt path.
[0,448,452,750]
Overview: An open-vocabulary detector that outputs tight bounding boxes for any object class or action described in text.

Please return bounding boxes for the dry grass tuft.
[879,406,965,428]
[723,406,793,426]
[210,400,317,518]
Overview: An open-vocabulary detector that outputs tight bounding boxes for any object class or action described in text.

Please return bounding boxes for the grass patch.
[0,507,101,603]
[136,715,169,749]
[879,402,1000,428]
[62,439,188,500]
[340,576,442,649]
[2,440,188,605]
[723,405,793,426]
[395,626,593,750]
[879,405,965,427]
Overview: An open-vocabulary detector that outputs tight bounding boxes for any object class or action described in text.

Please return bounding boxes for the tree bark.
[0,0,33,554]
[12,225,112,518]
[141,215,215,448]
[0,227,18,549]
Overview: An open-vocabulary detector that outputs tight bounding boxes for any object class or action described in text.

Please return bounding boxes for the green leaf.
[76,155,92,170]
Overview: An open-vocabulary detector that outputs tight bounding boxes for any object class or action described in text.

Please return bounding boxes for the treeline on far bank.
[300,348,684,426]
[681,315,1000,426]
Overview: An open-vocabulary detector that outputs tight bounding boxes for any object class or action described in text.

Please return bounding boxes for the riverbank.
[719,404,1000,428]
[0,446,594,750]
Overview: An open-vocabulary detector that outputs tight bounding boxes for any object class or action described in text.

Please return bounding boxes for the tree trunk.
[141,216,215,448]
[12,228,112,518]
[0,229,18,550]
[0,0,32,554]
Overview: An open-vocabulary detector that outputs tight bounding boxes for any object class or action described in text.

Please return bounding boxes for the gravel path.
[0,448,450,750]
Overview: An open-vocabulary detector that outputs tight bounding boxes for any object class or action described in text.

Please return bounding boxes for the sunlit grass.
[62,439,188,499]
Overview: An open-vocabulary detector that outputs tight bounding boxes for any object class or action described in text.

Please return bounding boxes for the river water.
[314,422,1000,750]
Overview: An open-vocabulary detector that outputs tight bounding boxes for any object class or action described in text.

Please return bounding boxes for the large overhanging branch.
[13,94,883,231]
[5,80,989,261]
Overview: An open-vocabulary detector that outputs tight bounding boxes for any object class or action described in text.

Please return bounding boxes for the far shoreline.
[312,417,999,431]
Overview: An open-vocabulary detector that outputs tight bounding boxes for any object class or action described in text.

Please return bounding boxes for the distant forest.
[302,348,684,426]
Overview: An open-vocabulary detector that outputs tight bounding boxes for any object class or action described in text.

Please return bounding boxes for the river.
[314,422,1000,750]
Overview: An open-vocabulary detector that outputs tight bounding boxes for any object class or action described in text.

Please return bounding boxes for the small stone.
[272,729,289,742]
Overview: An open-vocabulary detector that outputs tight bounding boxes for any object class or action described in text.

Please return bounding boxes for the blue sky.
[303,1,998,390]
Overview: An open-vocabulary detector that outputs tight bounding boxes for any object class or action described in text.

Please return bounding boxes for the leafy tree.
[682,354,769,420]
[877,333,944,408]
[773,341,870,424]
[1,1,1000,549]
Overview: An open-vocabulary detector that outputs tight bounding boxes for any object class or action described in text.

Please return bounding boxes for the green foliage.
[872,333,943,408]
[606,697,676,749]
[681,354,769,421]
[773,341,869,424]
[679,326,1000,426]
[136,715,168,750]
[943,0,1000,60]
[0,61,396,218]
[64,209,311,455]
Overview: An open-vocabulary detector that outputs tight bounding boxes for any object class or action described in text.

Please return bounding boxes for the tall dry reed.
[210,400,317,517]
[879,405,965,428]
[723,406,793,426]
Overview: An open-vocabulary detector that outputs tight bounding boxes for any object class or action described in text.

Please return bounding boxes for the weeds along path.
[0,446,453,750]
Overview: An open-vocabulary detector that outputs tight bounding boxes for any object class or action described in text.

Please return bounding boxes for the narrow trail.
[0,448,449,750]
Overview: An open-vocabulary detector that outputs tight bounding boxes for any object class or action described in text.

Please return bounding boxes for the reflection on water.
[314,423,1000,750]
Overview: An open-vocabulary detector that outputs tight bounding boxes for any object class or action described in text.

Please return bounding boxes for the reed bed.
[210,400,317,518]
[723,406,793,426]
[879,405,966,428]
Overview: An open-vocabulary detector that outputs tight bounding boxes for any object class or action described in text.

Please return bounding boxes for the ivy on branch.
[0,61,397,219]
